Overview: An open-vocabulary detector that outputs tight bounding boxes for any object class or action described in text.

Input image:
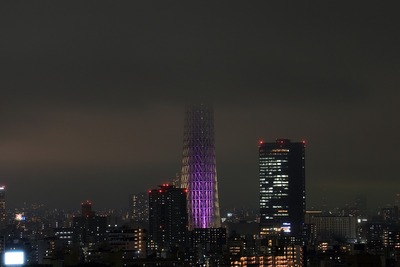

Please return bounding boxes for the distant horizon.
[4,186,398,214]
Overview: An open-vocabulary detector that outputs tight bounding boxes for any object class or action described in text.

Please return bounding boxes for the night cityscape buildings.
[0,0,399,265]
[72,201,107,246]
[130,192,149,229]
[305,211,357,242]
[0,110,399,267]
[180,104,221,229]
[259,139,306,237]
[148,184,187,253]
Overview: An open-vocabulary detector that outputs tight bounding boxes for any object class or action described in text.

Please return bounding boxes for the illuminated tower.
[259,139,305,237]
[181,104,221,229]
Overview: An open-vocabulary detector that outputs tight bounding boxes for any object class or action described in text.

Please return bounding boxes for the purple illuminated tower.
[181,104,221,229]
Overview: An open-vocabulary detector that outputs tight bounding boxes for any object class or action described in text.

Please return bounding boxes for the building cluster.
[0,105,399,267]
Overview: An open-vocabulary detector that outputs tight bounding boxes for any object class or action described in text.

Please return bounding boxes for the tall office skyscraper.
[181,104,221,229]
[259,139,305,237]
[148,184,188,251]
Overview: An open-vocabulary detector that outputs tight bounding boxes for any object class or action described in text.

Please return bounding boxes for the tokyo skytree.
[180,104,221,229]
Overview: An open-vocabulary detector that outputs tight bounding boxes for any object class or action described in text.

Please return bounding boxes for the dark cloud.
[0,1,399,209]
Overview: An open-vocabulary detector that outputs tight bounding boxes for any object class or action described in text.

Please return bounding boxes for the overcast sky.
[0,1,399,211]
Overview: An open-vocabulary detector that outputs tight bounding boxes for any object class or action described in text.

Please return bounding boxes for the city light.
[4,251,25,266]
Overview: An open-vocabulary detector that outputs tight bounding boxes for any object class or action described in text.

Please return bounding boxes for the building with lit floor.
[259,139,306,237]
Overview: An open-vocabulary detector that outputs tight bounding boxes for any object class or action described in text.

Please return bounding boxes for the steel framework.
[181,104,221,229]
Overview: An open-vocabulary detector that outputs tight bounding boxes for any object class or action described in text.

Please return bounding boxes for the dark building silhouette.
[81,200,95,218]
[73,201,107,245]
[130,192,149,229]
[190,227,227,255]
[381,206,399,223]
[108,227,147,259]
[259,139,306,237]
[148,184,188,252]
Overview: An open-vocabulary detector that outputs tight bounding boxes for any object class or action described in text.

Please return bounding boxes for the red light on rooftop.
[159,190,162,193]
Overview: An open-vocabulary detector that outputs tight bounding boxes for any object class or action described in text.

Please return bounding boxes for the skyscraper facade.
[259,139,305,237]
[181,104,221,229]
[148,184,188,251]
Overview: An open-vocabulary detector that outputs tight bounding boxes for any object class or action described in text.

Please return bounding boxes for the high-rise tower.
[148,184,188,251]
[181,104,221,229]
[259,139,305,237]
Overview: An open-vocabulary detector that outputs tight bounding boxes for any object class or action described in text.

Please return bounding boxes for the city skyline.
[0,1,399,210]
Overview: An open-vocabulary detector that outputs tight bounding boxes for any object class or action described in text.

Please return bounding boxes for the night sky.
[0,1,399,211]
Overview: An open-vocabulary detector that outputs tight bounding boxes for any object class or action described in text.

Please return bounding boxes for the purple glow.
[181,104,221,229]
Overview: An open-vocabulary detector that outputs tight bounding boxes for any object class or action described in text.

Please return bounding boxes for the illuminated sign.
[15,214,25,221]
[4,251,25,265]
[281,222,291,233]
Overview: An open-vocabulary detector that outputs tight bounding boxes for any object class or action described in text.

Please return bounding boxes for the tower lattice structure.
[181,104,221,229]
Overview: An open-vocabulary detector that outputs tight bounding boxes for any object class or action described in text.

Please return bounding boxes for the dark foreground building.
[148,184,188,253]
[73,201,107,245]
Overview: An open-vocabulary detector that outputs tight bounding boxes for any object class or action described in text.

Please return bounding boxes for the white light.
[4,251,25,265]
